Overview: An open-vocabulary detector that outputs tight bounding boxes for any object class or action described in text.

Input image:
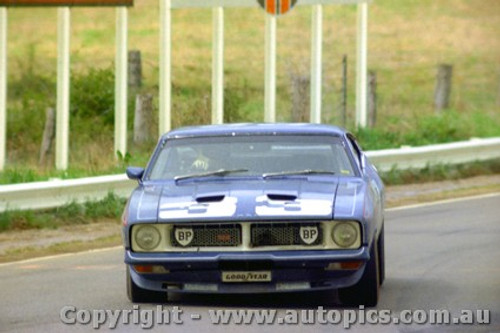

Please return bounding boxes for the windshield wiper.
[174,169,248,182]
[263,169,335,179]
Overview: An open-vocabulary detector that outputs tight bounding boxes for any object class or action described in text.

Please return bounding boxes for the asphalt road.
[1,194,499,332]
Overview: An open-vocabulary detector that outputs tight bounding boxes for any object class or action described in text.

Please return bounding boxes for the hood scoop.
[196,195,225,203]
[266,193,299,211]
[266,194,297,201]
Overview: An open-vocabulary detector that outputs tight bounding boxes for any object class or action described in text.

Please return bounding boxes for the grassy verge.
[380,159,500,185]
[386,182,500,209]
[0,192,126,232]
[0,234,121,264]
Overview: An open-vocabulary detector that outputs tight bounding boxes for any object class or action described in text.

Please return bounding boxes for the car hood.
[131,179,344,222]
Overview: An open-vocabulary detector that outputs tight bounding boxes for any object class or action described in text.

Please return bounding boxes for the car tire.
[126,266,167,303]
[377,223,385,286]
[338,239,380,307]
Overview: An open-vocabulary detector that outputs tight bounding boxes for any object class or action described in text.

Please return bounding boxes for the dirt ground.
[384,174,500,206]
[1,175,499,259]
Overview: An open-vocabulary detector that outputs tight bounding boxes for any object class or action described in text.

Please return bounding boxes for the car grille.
[251,223,322,246]
[171,224,241,247]
[170,222,322,248]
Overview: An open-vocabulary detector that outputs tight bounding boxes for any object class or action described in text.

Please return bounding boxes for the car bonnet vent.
[195,195,225,203]
[266,194,297,201]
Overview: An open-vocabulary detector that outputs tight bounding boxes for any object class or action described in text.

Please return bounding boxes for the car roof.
[163,123,347,139]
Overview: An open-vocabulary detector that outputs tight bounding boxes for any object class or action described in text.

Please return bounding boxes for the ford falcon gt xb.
[122,123,385,306]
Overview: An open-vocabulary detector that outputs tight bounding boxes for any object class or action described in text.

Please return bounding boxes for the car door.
[346,133,384,226]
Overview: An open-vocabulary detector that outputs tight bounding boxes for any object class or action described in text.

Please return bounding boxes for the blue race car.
[122,123,385,306]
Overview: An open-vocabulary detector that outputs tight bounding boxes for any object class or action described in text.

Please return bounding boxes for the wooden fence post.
[128,50,142,89]
[134,94,153,144]
[290,73,310,122]
[340,54,347,127]
[434,64,453,113]
[368,70,377,128]
[39,107,55,165]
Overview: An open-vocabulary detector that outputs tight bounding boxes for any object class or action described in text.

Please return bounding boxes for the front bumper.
[124,247,370,293]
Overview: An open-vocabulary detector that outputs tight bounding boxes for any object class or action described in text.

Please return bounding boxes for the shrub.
[70,67,115,125]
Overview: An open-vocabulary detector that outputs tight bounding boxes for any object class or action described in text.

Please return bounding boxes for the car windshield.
[147,135,355,180]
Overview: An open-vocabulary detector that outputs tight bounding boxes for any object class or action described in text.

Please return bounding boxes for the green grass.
[0,154,147,184]
[1,0,499,180]
[354,110,500,151]
[380,159,500,186]
[0,193,126,232]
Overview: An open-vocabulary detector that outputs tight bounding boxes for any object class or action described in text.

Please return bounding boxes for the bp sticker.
[299,225,319,245]
[174,228,194,247]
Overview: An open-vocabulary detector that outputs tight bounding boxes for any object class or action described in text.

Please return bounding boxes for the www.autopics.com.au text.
[59,305,491,329]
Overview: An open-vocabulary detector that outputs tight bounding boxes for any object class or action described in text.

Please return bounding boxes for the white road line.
[1,192,498,266]
[0,246,121,267]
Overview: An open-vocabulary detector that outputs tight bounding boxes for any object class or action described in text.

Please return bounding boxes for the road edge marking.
[386,192,500,212]
[0,246,122,267]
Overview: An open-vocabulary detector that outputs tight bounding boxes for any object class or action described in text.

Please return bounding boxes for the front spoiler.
[124,247,370,293]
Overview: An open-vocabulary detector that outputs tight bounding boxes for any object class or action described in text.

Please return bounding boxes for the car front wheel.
[126,266,167,303]
[338,239,380,307]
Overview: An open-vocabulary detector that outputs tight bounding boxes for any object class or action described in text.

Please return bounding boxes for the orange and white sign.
[257,0,298,16]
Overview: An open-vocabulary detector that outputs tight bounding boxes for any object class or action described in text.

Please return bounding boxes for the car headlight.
[134,225,161,251]
[332,222,358,248]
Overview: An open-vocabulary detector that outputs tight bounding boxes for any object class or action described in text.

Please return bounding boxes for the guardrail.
[0,174,133,212]
[1,137,499,212]
[366,137,500,172]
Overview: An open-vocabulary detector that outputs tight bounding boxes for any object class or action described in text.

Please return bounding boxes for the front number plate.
[222,271,272,283]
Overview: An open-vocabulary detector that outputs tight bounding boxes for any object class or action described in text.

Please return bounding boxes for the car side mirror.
[126,167,145,182]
